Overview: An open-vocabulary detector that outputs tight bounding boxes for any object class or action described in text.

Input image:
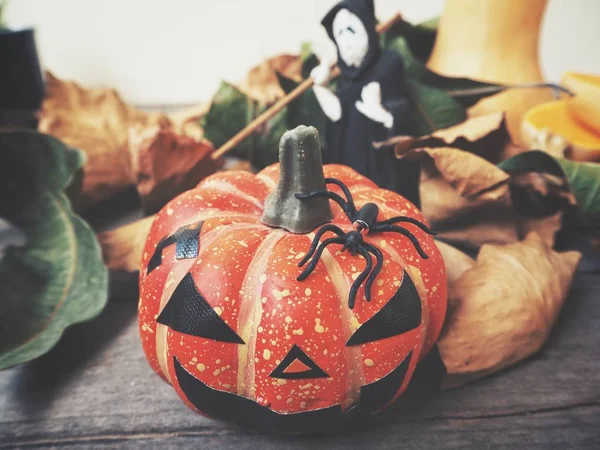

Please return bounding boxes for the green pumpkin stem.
[261,126,333,234]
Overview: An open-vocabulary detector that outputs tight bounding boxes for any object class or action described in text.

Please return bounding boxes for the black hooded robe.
[320,0,420,206]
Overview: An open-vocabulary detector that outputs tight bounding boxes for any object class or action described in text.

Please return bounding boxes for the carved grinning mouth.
[173,350,412,434]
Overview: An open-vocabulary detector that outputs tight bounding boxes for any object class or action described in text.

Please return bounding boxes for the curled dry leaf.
[380,113,523,162]
[434,240,475,285]
[168,103,210,141]
[98,216,155,273]
[128,124,220,214]
[404,147,512,246]
[238,54,303,104]
[402,147,563,248]
[39,71,167,206]
[499,150,600,227]
[380,113,514,162]
[438,232,581,389]
[40,72,219,213]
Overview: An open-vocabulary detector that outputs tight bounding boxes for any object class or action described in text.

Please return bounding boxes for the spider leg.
[375,225,430,259]
[348,247,373,309]
[364,243,384,301]
[297,237,346,282]
[295,190,353,220]
[298,224,346,267]
[372,216,435,235]
[324,178,358,217]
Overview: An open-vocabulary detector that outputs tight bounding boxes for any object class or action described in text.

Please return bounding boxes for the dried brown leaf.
[39,72,220,213]
[404,147,563,248]
[98,216,155,272]
[380,113,523,163]
[438,232,581,388]
[238,54,303,104]
[168,103,210,141]
[38,71,167,206]
[404,147,514,246]
[434,240,475,285]
[128,124,220,214]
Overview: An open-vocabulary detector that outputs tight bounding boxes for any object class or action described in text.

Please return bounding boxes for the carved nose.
[269,344,329,380]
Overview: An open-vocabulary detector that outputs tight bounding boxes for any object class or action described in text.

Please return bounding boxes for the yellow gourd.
[522,100,600,162]
[562,72,600,135]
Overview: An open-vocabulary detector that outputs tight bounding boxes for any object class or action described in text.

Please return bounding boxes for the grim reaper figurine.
[312,0,420,205]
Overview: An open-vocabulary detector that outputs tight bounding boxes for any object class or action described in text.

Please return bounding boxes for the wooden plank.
[1,273,599,449]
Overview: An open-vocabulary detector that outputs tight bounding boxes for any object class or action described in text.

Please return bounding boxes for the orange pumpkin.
[138,126,447,433]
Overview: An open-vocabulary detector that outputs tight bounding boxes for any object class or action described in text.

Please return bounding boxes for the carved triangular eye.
[157,273,244,344]
[346,270,422,346]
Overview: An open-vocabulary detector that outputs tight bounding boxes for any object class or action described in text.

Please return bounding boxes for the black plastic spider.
[295,178,435,309]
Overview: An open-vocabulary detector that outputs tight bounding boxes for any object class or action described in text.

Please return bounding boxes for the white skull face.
[332,9,369,68]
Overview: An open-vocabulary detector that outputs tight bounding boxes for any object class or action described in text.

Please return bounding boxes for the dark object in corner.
[0,28,44,128]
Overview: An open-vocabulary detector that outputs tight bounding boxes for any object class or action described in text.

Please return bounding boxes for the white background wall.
[5,0,600,106]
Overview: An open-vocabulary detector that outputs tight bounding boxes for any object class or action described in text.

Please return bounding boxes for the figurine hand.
[311,60,332,86]
[360,81,382,105]
[355,82,394,129]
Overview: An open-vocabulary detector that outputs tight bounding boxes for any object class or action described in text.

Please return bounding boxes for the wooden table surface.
[1,262,599,448]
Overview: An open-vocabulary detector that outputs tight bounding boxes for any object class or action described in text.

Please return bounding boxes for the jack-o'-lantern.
[138,126,447,433]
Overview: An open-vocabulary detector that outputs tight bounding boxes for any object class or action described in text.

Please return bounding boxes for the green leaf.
[201,81,256,157]
[380,18,437,63]
[0,131,108,369]
[405,79,467,135]
[498,150,600,227]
